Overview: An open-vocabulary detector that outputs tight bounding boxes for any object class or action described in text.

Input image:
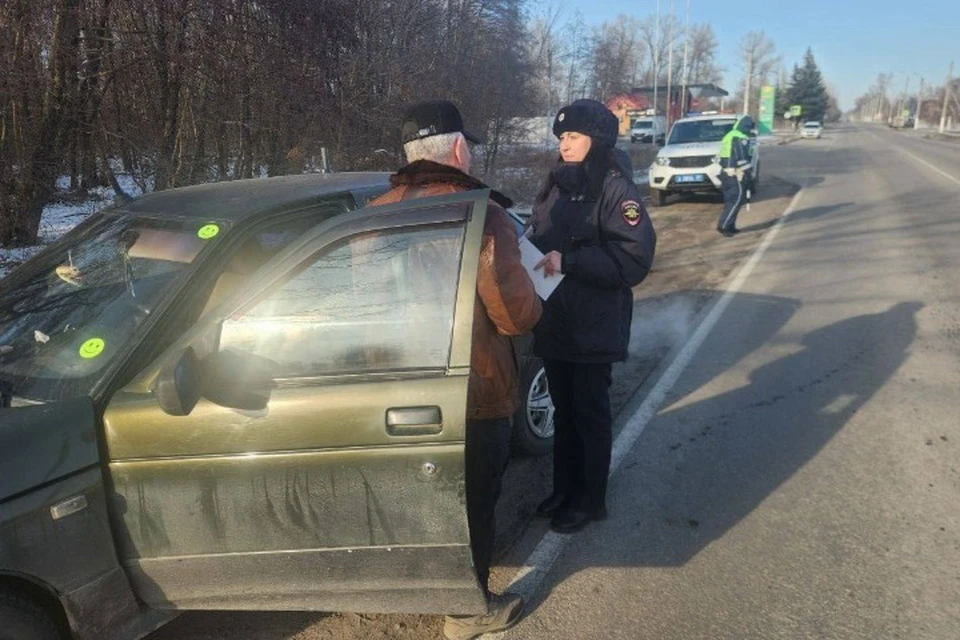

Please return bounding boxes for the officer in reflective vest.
[716,115,755,236]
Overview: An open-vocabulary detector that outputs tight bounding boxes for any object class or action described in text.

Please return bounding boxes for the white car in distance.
[647,114,760,207]
[800,121,823,139]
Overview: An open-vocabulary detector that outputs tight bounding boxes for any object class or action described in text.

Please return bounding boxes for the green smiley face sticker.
[79,338,105,359]
[197,224,220,240]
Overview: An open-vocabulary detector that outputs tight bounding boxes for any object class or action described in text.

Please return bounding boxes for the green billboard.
[758,86,776,135]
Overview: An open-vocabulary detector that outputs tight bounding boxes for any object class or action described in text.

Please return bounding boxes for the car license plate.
[676,174,704,183]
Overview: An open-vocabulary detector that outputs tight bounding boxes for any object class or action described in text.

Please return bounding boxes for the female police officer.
[529,99,657,533]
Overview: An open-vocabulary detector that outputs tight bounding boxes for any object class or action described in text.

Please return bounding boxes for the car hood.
[658,142,722,158]
[0,397,100,502]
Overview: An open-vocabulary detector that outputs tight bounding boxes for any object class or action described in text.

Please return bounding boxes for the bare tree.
[561,11,591,103]
[528,2,566,115]
[738,31,780,117]
[0,0,541,246]
[589,16,646,100]
[686,24,721,85]
[1,0,81,246]
[638,13,682,88]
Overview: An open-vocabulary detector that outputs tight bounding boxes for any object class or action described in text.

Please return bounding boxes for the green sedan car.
[0,173,551,640]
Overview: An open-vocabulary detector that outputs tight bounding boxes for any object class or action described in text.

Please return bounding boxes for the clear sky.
[554,0,958,109]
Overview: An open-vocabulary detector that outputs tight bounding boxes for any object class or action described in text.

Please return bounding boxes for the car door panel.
[102,191,489,615]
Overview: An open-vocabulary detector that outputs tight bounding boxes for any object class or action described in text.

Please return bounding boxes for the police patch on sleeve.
[621,200,642,226]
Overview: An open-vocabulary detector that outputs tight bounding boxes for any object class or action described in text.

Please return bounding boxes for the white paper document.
[518,236,564,300]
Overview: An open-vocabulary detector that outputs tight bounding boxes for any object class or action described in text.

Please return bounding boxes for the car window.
[0,214,223,401]
[633,121,653,129]
[219,221,465,377]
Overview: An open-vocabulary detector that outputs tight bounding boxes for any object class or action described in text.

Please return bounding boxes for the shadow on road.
[515,297,922,612]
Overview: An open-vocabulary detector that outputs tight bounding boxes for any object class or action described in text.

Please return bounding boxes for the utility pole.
[914,77,923,129]
[744,49,754,116]
[665,0,675,130]
[653,0,660,117]
[941,61,954,134]
[894,75,910,124]
[679,0,690,122]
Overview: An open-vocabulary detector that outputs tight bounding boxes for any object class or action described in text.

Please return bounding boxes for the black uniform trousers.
[543,359,614,513]
[717,171,746,232]
[464,416,512,598]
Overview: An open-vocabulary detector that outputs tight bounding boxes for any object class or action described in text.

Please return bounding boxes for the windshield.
[632,121,653,129]
[667,119,736,145]
[0,213,224,402]
[804,122,821,128]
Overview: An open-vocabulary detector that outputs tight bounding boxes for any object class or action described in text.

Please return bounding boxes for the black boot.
[535,493,569,518]
[550,506,608,534]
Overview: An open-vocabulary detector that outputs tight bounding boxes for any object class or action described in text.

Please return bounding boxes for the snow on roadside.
[0,176,144,279]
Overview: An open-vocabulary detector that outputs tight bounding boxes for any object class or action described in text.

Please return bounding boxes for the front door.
[101,191,489,615]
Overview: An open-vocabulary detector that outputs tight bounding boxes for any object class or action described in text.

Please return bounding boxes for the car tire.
[0,590,62,640]
[650,188,668,207]
[511,358,554,457]
[752,163,761,191]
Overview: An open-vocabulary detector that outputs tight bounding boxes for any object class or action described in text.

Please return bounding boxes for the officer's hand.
[535,251,563,277]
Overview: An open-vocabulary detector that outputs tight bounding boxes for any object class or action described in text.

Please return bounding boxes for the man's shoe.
[443,593,524,640]
[719,227,739,237]
[535,492,568,517]
[550,507,607,534]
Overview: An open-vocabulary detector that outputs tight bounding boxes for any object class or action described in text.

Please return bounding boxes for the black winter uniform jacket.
[528,167,656,363]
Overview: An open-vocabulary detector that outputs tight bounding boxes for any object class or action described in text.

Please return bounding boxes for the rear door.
[101,191,489,615]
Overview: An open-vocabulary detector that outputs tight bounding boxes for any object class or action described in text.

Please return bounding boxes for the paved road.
[499,124,960,639]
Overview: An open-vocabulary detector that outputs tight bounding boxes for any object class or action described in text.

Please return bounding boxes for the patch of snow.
[0,181,135,279]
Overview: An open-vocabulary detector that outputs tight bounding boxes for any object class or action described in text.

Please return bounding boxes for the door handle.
[386,406,443,436]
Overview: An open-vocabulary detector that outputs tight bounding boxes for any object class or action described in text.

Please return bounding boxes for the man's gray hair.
[403,132,462,164]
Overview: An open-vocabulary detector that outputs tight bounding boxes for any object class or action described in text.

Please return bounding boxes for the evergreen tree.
[786,48,830,122]
[774,65,796,119]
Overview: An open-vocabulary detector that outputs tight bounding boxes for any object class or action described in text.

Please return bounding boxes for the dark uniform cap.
[553,99,619,149]
[400,100,483,145]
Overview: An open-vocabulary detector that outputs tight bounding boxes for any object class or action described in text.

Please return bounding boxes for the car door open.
[102,190,490,616]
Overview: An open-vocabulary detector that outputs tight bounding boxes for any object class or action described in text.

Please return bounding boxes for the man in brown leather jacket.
[369,100,541,640]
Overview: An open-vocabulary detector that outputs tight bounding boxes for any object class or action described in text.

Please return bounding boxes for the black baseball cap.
[400,100,483,145]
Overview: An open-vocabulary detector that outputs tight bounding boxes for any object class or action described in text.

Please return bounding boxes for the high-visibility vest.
[720,119,749,159]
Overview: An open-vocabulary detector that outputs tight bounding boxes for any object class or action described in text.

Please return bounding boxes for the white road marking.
[492,183,810,638]
[897,147,960,186]
[866,129,960,186]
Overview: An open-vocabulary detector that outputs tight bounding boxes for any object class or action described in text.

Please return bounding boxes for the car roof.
[118,172,392,222]
[674,114,739,123]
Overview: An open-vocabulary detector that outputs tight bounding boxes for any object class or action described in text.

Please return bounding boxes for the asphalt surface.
[500,125,960,639]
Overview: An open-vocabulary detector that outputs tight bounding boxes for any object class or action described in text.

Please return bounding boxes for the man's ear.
[453,133,471,172]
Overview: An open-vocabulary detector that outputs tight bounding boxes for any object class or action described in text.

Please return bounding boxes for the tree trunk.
[3,0,80,247]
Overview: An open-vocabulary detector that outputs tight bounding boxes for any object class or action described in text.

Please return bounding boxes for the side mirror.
[156,347,202,416]
[201,349,278,411]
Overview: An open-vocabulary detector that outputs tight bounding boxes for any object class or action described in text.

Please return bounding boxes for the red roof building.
[605,94,651,135]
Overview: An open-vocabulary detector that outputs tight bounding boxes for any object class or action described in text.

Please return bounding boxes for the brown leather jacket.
[369,160,542,419]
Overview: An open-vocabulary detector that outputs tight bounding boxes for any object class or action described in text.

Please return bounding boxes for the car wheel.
[511,358,554,457]
[650,188,668,207]
[752,163,761,191]
[0,590,62,640]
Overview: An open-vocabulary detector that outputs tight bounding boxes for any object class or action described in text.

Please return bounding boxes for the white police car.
[648,114,760,207]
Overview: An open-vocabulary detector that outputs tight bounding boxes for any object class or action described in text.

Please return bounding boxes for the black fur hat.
[552,99,619,148]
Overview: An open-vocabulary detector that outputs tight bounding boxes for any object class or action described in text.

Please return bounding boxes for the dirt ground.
[147,174,800,640]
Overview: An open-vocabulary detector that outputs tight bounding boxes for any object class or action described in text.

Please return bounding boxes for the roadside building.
[604,94,652,136]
